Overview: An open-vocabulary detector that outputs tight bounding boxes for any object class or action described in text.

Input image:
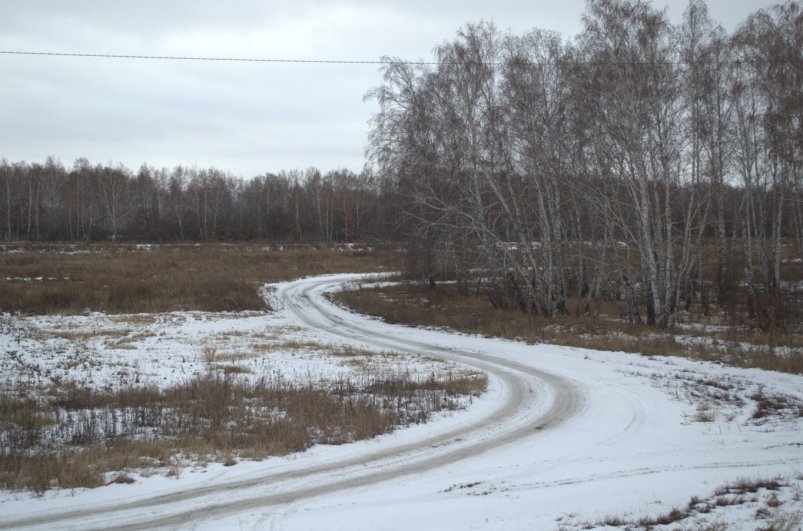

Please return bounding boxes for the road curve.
[2,274,585,531]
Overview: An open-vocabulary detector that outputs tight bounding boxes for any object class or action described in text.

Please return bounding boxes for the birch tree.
[579,0,710,326]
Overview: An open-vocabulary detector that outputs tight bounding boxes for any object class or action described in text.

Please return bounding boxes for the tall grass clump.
[0,369,485,492]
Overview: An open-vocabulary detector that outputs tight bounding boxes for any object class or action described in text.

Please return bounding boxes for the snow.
[1,273,802,530]
[0,305,461,396]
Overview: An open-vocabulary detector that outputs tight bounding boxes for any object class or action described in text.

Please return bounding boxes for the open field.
[0,291,484,493]
[1,274,799,530]
[0,244,487,493]
[0,242,395,314]
[334,280,803,374]
[1,246,801,530]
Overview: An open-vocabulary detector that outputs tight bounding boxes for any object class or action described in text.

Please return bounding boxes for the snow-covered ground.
[1,273,802,530]
[0,299,468,396]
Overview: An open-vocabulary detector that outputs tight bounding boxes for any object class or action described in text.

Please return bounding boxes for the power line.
[0,50,428,65]
[0,49,752,67]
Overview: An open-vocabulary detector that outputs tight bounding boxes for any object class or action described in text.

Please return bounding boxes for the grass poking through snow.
[1,369,486,493]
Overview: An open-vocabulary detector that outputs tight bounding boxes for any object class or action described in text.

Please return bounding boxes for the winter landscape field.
[2,1,802,529]
[1,244,801,530]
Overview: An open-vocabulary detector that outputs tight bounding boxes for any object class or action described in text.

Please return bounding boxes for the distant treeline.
[2,0,801,330]
[0,158,399,242]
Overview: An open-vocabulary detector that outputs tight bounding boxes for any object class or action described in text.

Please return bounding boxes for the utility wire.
[0,49,754,66]
[0,50,430,65]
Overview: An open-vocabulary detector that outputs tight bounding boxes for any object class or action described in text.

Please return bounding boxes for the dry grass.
[748,389,803,422]
[0,243,394,314]
[334,282,803,374]
[0,243,492,494]
[201,346,218,364]
[596,476,796,530]
[714,477,784,496]
[0,369,485,493]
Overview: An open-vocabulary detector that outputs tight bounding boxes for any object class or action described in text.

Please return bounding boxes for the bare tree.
[98,164,130,241]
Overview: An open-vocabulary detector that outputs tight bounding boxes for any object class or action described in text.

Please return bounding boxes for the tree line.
[1,0,800,328]
[0,158,397,243]
[367,0,801,327]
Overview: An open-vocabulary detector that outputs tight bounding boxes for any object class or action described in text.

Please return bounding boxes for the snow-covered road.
[2,274,802,530]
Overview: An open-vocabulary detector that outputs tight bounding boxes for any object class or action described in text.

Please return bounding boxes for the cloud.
[0,0,782,177]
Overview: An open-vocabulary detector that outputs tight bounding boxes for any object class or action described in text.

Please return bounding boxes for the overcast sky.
[0,0,781,178]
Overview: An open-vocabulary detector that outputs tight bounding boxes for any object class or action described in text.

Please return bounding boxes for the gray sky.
[0,0,780,177]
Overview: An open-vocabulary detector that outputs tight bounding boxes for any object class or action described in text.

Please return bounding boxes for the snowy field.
[1,274,802,530]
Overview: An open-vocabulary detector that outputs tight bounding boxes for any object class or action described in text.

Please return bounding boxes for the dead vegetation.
[0,369,486,493]
[596,476,801,530]
[749,388,803,423]
[0,242,393,314]
[0,243,491,495]
[334,282,803,374]
[653,370,803,426]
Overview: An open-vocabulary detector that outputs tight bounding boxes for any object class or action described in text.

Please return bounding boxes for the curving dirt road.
[2,275,585,530]
[5,274,802,530]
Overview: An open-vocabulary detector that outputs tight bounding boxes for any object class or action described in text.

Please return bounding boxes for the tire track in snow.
[1,275,585,530]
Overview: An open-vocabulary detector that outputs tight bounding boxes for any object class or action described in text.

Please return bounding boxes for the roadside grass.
[0,369,486,493]
[595,476,801,531]
[0,242,393,314]
[334,282,803,375]
[0,243,491,495]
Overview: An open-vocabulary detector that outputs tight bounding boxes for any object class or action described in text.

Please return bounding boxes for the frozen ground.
[1,274,802,530]
[0,295,469,396]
